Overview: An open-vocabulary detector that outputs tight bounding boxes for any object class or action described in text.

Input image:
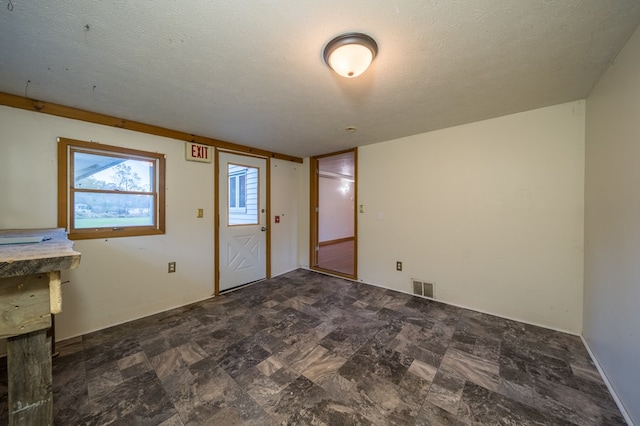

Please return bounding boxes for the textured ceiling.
[1,1,639,158]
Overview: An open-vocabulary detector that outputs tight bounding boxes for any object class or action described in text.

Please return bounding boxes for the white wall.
[584,24,640,424]
[318,176,355,242]
[358,101,585,333]
[270,159,301,276]
[0,105,299,347]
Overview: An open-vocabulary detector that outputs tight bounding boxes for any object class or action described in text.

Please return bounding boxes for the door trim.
[310,148,358,280]
[215,148,271,295]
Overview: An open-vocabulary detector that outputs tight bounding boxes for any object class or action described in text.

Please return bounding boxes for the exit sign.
[185,142,212,163]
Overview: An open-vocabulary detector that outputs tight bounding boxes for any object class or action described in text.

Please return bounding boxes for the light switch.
[197,208,204,218]
[359,205,365,213]
[377,211,384,220]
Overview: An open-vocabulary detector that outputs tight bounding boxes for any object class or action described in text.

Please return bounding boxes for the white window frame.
[228,169,248,213]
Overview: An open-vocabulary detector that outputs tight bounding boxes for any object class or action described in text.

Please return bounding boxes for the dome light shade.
[323,33,378,78]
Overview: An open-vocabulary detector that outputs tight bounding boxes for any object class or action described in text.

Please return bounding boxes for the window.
[228,163,259,225]
[58,137,165,239]
[229,170,247,211]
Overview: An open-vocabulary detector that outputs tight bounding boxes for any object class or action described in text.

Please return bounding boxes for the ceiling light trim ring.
[323,32,378,78]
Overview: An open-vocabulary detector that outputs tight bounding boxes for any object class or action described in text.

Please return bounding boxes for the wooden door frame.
[215,149,271,295]
[309,148,358,280]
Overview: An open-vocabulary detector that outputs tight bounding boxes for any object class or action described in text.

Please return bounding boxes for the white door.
[218,151,267,291]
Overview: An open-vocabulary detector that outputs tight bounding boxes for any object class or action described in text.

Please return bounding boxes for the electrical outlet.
[168,262,176,273]
[396,261,402,271]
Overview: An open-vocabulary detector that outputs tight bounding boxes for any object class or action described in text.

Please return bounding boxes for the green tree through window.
[58,137,166,239]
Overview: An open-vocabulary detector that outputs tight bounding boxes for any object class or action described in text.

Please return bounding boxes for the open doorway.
[310,149,357,278]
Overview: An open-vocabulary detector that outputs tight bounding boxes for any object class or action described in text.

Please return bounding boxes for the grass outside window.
[58,137,166,239]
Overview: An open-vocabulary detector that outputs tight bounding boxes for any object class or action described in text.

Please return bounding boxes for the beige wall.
[584,24,640,424]
[0,105,300,347]
[357,101,585,333]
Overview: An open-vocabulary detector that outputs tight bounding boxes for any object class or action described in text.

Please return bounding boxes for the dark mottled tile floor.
[0,269,625,425]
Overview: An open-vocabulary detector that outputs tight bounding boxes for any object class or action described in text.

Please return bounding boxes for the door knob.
[261,227,267,232]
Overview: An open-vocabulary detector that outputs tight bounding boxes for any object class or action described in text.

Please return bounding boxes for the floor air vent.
[412,279,435,299]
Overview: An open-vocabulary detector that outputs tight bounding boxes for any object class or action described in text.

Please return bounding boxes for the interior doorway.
[310,149,357,278]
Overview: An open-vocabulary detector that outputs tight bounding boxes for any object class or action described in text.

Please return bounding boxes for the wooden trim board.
[0,92,303,164]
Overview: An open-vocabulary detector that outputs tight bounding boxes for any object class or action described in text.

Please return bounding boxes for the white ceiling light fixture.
[323,32,378,78]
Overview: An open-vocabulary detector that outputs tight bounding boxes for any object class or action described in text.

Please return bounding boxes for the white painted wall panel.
[584,24,640,424]
[357,101,585,333]
[0,106,215,343]
[270,159,301,276]
[318,176,355,242]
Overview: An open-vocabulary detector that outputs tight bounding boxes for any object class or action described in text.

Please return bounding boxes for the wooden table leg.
[7,329,53,426]
[48,315,59,358]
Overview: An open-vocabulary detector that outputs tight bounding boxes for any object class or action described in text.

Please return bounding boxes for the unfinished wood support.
[0,228,81,426]
[7,329,53,426]
[0,273,51,339]
[48,271,62,314]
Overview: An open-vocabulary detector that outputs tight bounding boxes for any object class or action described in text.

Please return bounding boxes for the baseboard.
[299,267,578,335]
[319,236,355,246]
[580,335,634,426]
[48,293,219,346]
[301,266,360,283]
[271,267,300,278]
[302,268,634,423]
[2,269,301,358]
[365,280,582,337]
[3,268,633,426]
